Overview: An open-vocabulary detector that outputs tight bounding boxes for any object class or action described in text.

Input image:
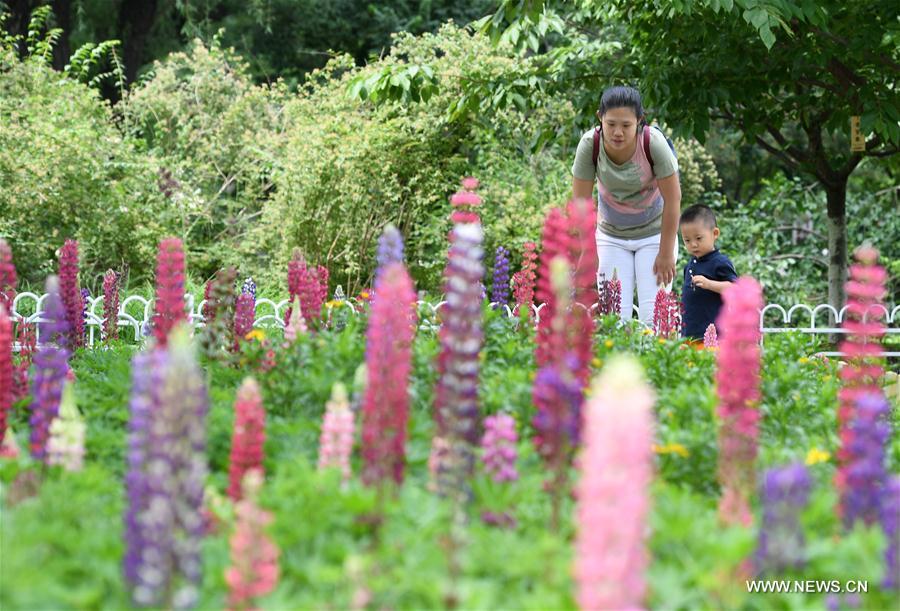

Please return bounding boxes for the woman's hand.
[653,250,676,286]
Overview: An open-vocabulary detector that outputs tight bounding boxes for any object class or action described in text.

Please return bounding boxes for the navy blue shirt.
[681,249,738,339]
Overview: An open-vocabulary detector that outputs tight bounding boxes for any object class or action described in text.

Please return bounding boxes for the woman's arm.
[652,173,682,286]
[572,177,594,201]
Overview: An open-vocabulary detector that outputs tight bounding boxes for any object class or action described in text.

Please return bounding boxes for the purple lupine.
[881,476,900,590]
[123,328,209,609]
[432,222,484,495]
[491,246,510,308]
[376,224,405,272]
[842,393,890,529]
[241,277,257,301]
[481,413,518,483]
[29,276,70,461]
[755,462,811,574]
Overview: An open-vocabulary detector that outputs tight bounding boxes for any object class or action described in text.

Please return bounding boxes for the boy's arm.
[692,255,738,293]
[691,276,731,293]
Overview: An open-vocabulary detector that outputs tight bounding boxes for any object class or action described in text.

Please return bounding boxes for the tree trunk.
[825,182,848,317]
[118,0,158,84]
[51,0,73,71]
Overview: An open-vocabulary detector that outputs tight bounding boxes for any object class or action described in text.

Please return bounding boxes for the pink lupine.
[0,305,12,444]
[152,238,187,347]
[46,381,86,472]
[0,238,16,310]
[512,242,538,317]
[318,383,354,483]
[103,270,120,342]
[715,277,763,527]
[284,252,325,328]
[481,413,518,483]
[228,378,266,502]
[836,246,887,509]
[703,323,718,348]
[362,262,417,486]
[283,297,307,345]
[575,355,655,610]
[59,239,85,349]
[225,469,280,611]
[653,288,682,338]
[535,208,569,369]
[564,198,598,388]
[450,176,482,225]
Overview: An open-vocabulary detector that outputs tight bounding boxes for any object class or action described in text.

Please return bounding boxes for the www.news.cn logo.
[746,580,869,594]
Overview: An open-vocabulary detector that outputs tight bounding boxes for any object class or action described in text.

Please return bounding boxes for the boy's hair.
[680,204,718,228]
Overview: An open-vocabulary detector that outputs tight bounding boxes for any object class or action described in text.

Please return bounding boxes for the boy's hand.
[691,274,710,289]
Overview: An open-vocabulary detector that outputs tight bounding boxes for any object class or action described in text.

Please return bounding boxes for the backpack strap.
[592,126,601,172]
[642,125,655,172]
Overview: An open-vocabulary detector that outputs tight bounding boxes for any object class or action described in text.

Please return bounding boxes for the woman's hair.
[599,86,645,122]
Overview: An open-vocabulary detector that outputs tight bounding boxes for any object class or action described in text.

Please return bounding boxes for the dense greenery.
[2,312,898,608]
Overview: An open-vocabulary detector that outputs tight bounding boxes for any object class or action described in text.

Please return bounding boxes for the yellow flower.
[652,443,689,458]
[591,357,603,368]
[658,338,666,345]
[359,290,371,300]
[245,329,266,342]
[798,357,809,364]
[805,448,830,465]
[324,300,343,308]
[604,339,614,349]
[642,328,654,336]
[823,375,832,382]
[687,362,694,368]
[528,371,536,381]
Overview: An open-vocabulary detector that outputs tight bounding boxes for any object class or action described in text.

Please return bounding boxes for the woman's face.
[599,106,640,153]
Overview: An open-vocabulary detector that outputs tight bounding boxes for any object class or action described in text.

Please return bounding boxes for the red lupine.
[152,238,187,347]
[284,252,325,328]
[653,288,682,338]
[715,277,763,527]
[0,305,12,444]
[362,262,417,486]
[836,246,887,510]
[0,239,16,310]
[12,323,35,402]
[228,378,266,502]
[564,198,598,388]
[535,208,569,368]
[103,270,119,342]
[59,239,84,349]
[512,242,538,317]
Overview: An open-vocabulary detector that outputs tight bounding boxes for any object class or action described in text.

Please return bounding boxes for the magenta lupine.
[575,356,655,610]
[703,323,718,348]
[512,242,537,317]
[103,270,120,342]
[432,222,484,495]
[836,246,886,508]
[715,277,763,527]
[226,469,280,610]
[318,383,354,484]
[123,327,209,609]
[481,413,518,483]
[284,253,325,328]
[534,208,569,369]
[653,288,682,338]
[29,276,70,462]
[233,292,255,346]
[0,239,16,310]
[597,270,622,317]
[564,198,598,389]
[0,305,12,445]
[58,239,84,349]
[755,462,811,574]
[228,378,266,502]
[362,262,417,486]
[152,238,187,348]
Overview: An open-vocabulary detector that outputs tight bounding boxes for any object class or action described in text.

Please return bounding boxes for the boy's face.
[680,221,719,258]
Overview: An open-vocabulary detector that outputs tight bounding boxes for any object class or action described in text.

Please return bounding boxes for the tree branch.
[753,134,800,170]
[770,253,828,269]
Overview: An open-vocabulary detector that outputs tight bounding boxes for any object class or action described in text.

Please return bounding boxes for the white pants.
[595,231,677,323]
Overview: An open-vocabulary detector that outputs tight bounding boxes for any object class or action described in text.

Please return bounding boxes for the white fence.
[8,292,900,357]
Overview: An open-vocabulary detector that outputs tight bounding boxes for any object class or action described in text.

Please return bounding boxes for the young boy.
[679,205,738,340]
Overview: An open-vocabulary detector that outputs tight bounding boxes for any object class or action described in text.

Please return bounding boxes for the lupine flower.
[563,198,598,389]
[59,239,84,349]
[103,270,120,341]
[362,262,417,486]
[226,469,280,610]
[228,378,266,502]
[703,323,718,348]
[241,277,257,300]
[836,246,887,508]
[284,252,325,328]
[29,277,70,462]
[233,293,255,348]
[0,305,12,444]
[152,238,187,348]
[316,265,330,312]
[491,246,510,308]
[123,327,209,609]
[0,426,19,458]
[842,393,890,529]
[432,222,484,495]
[716,277,763,527]
[653,288,682,338]
[575,355,655,611]
[0,238,16,310]
[481,413,518,483]
[450,177,482,225]
[318,383,354,484]
[535,208,569,369]
[283,296,307,345]
[755,462,811,574]
[376,224,405,272]
[597,270,622,316]
[202,279,215,322]
[46,381,86,471]
[12,322,35,402]
[881,476,900,590]
[512,242,537,317]
[81,287,91,341]
[199,267,237,360]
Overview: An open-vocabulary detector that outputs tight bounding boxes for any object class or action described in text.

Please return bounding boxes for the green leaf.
[759,24,776,49]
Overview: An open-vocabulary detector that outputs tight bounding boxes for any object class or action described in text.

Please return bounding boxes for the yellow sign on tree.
[850,116,866,152]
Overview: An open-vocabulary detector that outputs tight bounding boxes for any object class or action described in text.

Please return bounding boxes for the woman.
[572,85,681,322]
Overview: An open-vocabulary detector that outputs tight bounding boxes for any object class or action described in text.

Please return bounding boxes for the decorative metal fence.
[9,291,900,357]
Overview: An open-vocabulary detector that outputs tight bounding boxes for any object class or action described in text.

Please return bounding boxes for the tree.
[478,0,899,310]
